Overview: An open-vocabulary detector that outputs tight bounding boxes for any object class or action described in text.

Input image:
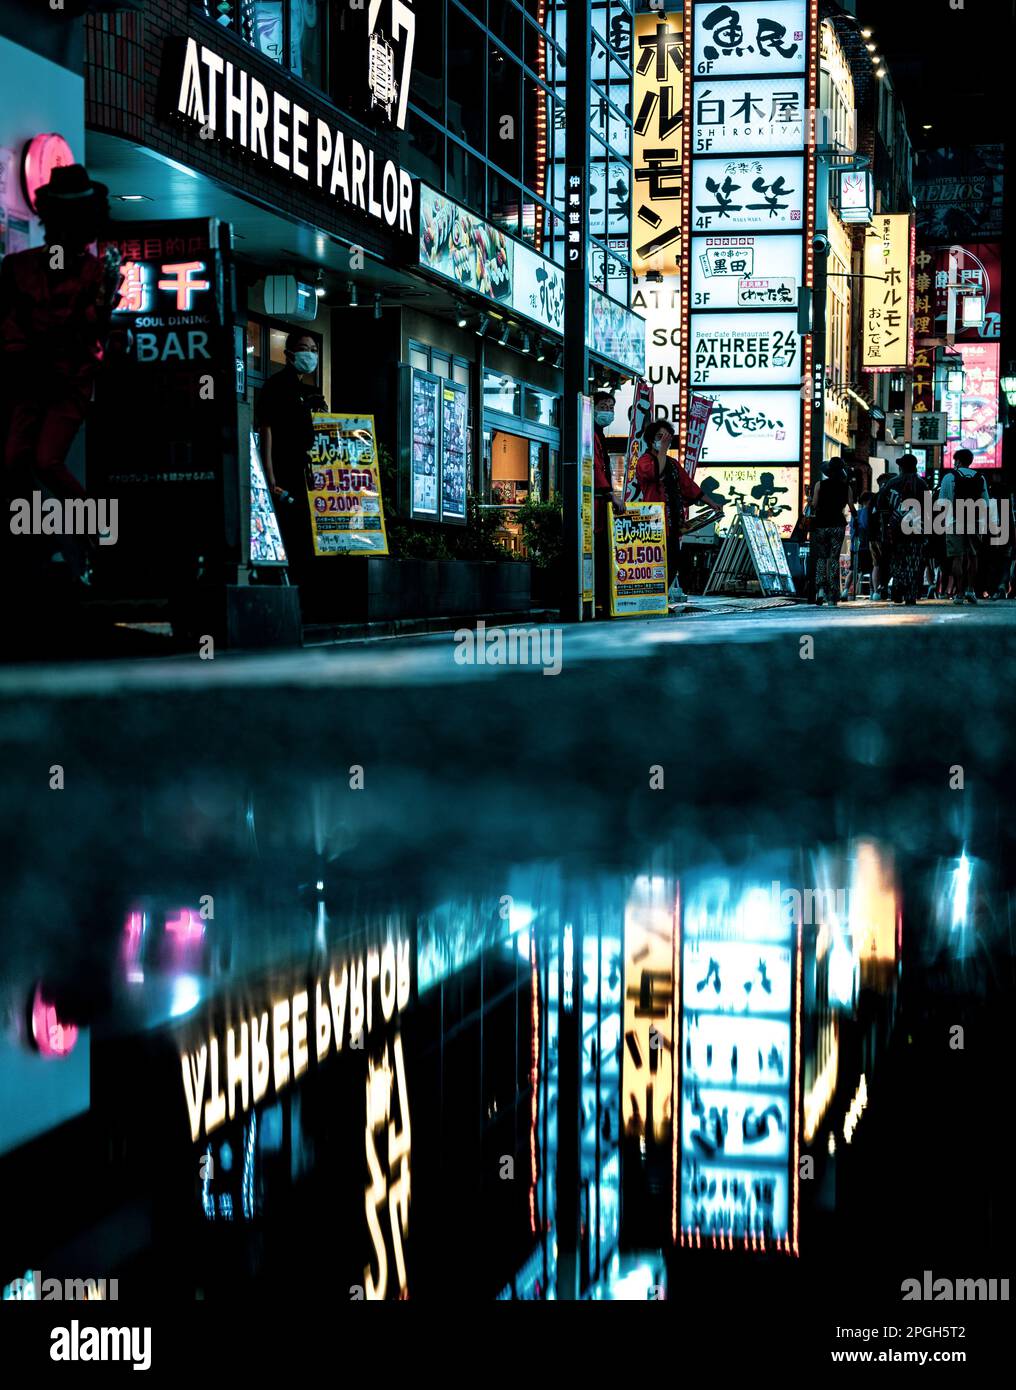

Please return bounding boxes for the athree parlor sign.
[180,938,411,1143]
[168,36,415,235]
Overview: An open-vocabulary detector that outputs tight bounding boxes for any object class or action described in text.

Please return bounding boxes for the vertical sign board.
[306,415,389,556]
[680,884,797,1247]
[632,8,686,276]
[682,0,814,530]
[621,878,678,1240]
[861,214,913,372]
[580,395,595,605]
[90,218,236,593]
[624,379,655,501]
[609,502,669,618]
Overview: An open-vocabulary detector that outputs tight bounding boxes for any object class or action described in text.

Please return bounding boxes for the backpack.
[953,469,983,504]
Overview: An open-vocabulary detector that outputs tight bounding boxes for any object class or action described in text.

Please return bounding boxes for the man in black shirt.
[256,331,325,582]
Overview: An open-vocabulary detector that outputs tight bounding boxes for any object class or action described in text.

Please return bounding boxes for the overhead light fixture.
[347,280,358,307]
[861,27,873,38]
[521,333,531,354]
[536,343,546,362]
[866,42,875,51]
[922,124,933,131]
[876,69,885,79]
[315,269,326,299]
[114,193,150,202]
[552,348,563,369]
[457,308,468,328]
[499,323,511,345]
[374,291,383,320]
[476,315,491,338]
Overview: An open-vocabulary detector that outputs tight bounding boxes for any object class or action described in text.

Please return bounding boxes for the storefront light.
[1001,366,1016,407]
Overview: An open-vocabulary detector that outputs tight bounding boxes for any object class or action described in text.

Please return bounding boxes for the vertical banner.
[680,878,798,1249]
[682,394,714,479]
[609,501,669,618]
[632,8,686,276]
[861,214,914,372]
[306,414,389,556]
[580,395,595,604]
[624,379,655,501]
[682,0,814,526]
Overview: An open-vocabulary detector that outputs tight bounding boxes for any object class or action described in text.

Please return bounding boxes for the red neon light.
[30,984,79,1058]
[157,260,211,310]
[21,132,74,214]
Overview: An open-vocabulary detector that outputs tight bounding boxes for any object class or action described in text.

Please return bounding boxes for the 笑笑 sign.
[610,502,668,618]
[306,414,389,556]
[166,35,415,236]
[632,7,685,277]
[862,213,913,371]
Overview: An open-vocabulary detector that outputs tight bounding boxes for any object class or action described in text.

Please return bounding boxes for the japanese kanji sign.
[692,155,805,232]
[692,1,807,78]
[862,214,913,372]
[632,7,685,276]
[693,77,806,154]
[691,232,802,309]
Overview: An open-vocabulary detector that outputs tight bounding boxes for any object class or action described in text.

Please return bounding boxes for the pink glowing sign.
[157,260,211,310]
[164,908,205,942]
[30,984,79,1059]
[21,132,75,213]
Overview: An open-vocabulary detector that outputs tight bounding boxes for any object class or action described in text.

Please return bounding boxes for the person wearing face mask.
[592,390,627,616]
[256,331,327,589]
[635,418,723,606]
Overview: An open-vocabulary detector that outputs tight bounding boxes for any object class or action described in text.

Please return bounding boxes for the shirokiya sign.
[164,35,415,236]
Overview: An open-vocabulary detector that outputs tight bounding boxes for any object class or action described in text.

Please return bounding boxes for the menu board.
[249,434,287,566]
[609,501,669,618]
[306,414,389,556]
[411,373,439,516]
[441,385,468,520]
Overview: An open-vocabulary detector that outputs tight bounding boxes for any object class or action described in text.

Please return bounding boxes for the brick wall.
[84,0,403,264]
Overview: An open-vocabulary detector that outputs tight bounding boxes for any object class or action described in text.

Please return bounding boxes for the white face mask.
[595,409,613,426]
[654,436,670,452]
[292,350,318,374]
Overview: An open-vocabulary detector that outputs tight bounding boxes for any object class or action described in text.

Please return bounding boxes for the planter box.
[298,557,531,625]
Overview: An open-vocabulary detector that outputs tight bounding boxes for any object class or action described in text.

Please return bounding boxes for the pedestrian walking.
[939,448,988,605]
[635,418,723,607]
[882,455,930,605]
[807,459,855,605]
[591,390,626,617]
[868,471,894,600]
[847,490,873,599]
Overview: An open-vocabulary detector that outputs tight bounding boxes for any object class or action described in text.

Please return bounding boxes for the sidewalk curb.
[303,608,560,646]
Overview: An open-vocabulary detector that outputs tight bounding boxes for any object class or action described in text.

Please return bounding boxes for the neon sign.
[157,260,211,311]
[21,132,74,213]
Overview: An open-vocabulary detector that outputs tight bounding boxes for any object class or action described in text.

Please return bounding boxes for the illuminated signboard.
[680,877,797,1247]
[20,132,74,213]
[306,414,390,555]
[366,0,416,131]
[632,7,685,276]
[698,388,802,465]
[943,343,1001,469]
[621,877,677,1146]
[684,0,815,519]
[693,77,806,154]
[691,311,800,387]
[692,155,805,233]
[861,214,913,372]
[634,278,681,427]
[179,936,412,1297]
[839,169,873,225]
[249,435,288,566]
[692,233,803,309]
[697,464,801,538]
[588,287,647,375]
[692,1,807,77]
[580,395,594,603]
[166,35,415,236]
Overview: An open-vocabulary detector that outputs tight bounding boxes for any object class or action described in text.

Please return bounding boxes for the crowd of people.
[805,452,1016,607]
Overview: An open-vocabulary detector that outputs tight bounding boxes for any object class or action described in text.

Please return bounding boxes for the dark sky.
[854,0,1014,150]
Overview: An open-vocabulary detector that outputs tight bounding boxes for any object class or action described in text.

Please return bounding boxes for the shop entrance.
[482,372,561,558]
